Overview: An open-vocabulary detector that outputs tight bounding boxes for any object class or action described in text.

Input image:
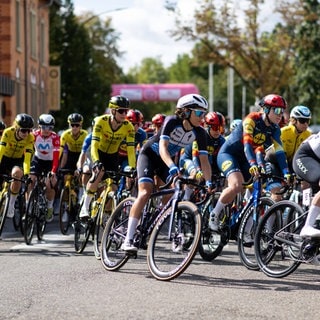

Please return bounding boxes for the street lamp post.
[80,7,127,25]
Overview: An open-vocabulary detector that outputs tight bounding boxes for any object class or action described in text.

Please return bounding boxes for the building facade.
[0,0,61,126]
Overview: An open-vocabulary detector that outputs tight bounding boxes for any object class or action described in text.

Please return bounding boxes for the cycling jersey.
[32,130,60,173]
[0,126,35,174]
[118,127,147,157]
[218,112,289,179]
[280,124,311,163]
[91,114,136,168]
[59,128,88,156]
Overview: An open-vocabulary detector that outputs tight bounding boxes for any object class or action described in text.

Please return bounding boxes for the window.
[30,11,37,59]
[40,21,46,65]
[15,0,21,50]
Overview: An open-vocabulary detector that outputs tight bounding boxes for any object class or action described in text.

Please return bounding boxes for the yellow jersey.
[59,129,88,157]
[0,126,35,174]
[91,114,136,168]
[281,124,311,163]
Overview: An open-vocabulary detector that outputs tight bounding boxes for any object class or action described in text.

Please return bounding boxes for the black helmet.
[108,95,130,109]
[15,113,34,129]
[68,113,83,124]
[38,114,55,126]
[0,120,6,130]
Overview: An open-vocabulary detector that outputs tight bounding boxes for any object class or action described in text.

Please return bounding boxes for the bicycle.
[198,171,275,271]
[23,172,48,245]
[0,174,28,237]
[100,175,203,281]
[254,199,320,278]
[58,169,80,235]
[73,167,136,256]
[12,181,28,235]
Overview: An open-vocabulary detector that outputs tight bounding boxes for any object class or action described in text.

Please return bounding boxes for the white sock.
[304,205,320,228]
[126,217,139,242]
[83,192,94,211]
[9,193,18,208]
[47,199,54,208]
[211,200,226,218]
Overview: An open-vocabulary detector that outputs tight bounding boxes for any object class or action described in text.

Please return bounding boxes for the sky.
[72,0,278,73]
[72,0,197,72]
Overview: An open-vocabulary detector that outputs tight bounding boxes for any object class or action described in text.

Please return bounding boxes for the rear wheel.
[147,201,202,281]
[37,195,47,240]
[255,201,303,278]
[100,197,135,271]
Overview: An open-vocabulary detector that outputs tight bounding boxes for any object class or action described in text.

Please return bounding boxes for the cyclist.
[29,114,60,222]
[151,113,166,135]
[59,113,88,172]
[79,95,136,219]
[122,93,213,252]
[265,105,312,201]
[209,94,290,231]
[0,113,35,218]
[179,111,226,199]
[293,132,320,237]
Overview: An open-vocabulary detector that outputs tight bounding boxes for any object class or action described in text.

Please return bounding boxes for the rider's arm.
[23,135,35,175]
[52,134,60,173]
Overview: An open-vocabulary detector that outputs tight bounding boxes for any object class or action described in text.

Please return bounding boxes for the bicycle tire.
[59,188,70,235]
[198,192,225,261]
[24,189,37,245]
[237,197,274,270]
[254,200,303,278]
[0,192,9,236]
[12,195,23,233]
[147,201,202,281]
[36,194,47,241]
[93,195,116,260]
[100,197,135,271]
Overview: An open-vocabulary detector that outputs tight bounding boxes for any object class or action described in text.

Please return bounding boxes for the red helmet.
[152,113,166,127]
[126,109,143,124]
[259,94,287,109]
[205,112,224,127]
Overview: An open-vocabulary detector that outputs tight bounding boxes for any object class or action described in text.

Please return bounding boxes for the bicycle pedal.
[126,251,137,258]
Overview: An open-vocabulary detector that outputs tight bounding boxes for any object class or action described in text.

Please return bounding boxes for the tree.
[167,0,296,98]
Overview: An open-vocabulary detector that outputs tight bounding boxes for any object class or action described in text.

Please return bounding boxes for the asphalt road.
[0,217,319,320]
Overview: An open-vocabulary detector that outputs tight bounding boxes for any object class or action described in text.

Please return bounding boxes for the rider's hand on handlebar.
[249,165,259,177]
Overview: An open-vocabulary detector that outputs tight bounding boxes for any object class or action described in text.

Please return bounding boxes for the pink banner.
[111,83,199,101]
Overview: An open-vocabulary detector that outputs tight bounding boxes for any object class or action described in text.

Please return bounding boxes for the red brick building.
[0,0,61,126]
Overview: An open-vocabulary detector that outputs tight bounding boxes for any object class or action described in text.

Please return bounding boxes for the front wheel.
[59,188,70,235]
[0,192,9,237]
[100,197,135,271]
[24,190,37,245]
[147,201,202,281]
[36,195,47,241]
[254,200,303,278]
[237,197,274,270]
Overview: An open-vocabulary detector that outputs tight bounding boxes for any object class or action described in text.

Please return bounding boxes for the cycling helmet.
[259,94,287,113]
[15,113,34,129]
[290,105,311,119]
[126,109,143,124]
[38,114,55,126]
[108,95,130,109]
[205,112,223,127]
[0,120,6,130]
[67,113,83,124]
[152,113,166,127]
[230,119,242,131]
[176,94,208,110]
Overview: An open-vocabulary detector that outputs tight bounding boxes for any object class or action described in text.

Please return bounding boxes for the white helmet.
[38,114,55,126]
[290,105,311,119]
[176,94,208,110]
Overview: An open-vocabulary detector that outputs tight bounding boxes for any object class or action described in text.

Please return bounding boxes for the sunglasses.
[116,108,129,115]
[271,107,284,115]
[0,131,3,135]
[297,118,310,124]
[40,125,54,130]
[193,109,206,118]
[20,128,31,134]
[70,123,81,127]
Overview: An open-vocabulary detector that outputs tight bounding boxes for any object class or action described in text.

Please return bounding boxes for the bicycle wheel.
[59,188,70,235]
[100,197,135,271]
[147,201,202,281]
[255,200,303,278]
[0,192,9,236]
[12,194,23,233]
[93,195,116,259]
[36,194,47,241]
[238,197,274,270]
[198,192,226,261]
[24,190,37,245]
